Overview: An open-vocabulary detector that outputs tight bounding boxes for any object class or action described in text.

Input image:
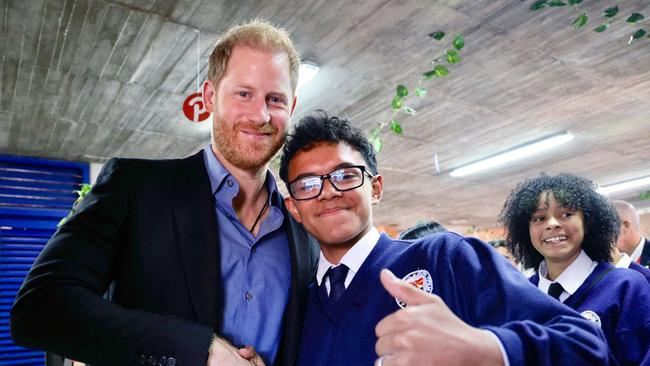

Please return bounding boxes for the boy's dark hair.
[498,173,618,270]
[279,111,378,186]
[398,220,447,240]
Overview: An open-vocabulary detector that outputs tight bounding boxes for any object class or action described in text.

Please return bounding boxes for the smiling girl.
[499,173,650,366]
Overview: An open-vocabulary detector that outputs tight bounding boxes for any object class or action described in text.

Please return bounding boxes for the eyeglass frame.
[287,165,375,201]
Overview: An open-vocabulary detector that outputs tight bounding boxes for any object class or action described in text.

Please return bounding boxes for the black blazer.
[11,151,319,366]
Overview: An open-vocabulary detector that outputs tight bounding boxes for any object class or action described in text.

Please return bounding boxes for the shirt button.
[245,292,253,301]
[251,247,256,254]
[227,180,233,187]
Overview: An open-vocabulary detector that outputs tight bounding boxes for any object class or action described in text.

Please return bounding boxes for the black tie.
[548,282,564,301]
[326,265,349,303]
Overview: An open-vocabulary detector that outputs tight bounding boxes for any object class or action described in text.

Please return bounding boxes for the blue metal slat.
[0,155,88,366]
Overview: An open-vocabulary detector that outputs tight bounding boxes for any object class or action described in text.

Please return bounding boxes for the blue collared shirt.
[203,145,291,364]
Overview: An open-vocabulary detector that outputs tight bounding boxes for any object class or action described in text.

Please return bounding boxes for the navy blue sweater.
[299,232,612,365]
[531,262,650,365]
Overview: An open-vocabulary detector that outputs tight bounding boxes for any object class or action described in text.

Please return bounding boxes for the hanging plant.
[528,1,649,44]
[368,33,466,152]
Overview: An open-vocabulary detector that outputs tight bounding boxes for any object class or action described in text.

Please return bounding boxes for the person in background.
[280,112,613,366]
[610,243,650,283]
[614,200,650,268]
[11,19,319,366]
[499,173,650,366]
[488,239,521,269]
[397,220,447,240]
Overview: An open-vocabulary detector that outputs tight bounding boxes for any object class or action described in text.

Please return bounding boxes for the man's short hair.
[279,111,378,187]
[208,19,300,94]
[398,221,447,240]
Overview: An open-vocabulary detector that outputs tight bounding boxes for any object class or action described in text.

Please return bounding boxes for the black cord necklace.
[249,194,269,234]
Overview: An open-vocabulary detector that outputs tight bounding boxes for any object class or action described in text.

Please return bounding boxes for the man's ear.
[621,220,631,234]
[203,80,216,113]
[371,175,383,204]
[284,196,302,223]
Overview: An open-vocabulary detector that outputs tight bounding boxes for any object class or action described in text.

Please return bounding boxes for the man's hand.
[374,269,504,366]
[206,336,264,366]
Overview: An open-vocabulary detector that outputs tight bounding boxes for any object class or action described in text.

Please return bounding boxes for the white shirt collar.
[537,250,597,302]
[615,252,633,269]
[316,227,380,288]
[630,236,646,262]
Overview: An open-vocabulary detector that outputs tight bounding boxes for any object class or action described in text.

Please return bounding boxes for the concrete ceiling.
[1,0,649,231]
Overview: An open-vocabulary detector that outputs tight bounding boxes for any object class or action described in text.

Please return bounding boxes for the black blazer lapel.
[170,151,221,330]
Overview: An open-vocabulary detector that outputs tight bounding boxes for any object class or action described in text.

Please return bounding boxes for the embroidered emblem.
[580,310,601,327]
[395,269,433,308]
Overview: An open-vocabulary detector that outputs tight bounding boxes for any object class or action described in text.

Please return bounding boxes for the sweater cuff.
[483,326,523,366]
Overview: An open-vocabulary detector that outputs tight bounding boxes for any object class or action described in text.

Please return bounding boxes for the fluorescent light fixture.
[597,176,650,195]
[450,131,575,177]
[297,61,319,91]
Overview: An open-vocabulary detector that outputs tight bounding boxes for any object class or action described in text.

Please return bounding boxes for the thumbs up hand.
[374,269,504,366]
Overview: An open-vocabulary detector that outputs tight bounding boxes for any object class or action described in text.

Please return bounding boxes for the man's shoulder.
[103,151,204,179]
[378,231,476,262]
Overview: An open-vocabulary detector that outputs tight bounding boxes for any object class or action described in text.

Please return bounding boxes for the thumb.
[380,268,434,306]
[238,345,256,359]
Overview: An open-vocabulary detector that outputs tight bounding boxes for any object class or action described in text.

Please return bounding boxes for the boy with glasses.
[279,112,614,366]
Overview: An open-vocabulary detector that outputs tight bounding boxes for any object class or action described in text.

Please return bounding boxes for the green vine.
[529,1,649,44]
[58,183,92,227]
[368,33,466,152]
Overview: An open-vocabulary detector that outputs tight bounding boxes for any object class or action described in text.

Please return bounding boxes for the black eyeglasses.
[288,165,374,201]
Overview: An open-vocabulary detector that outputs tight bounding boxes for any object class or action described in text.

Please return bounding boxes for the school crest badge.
[580,310,601,327]
[395,269,433,308]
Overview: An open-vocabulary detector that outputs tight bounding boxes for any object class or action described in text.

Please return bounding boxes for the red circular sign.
[182,92,210,122]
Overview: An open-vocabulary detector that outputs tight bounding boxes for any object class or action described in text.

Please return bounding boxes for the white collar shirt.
[537,250,597,303]
[316,227,380,294]
[615,252,633,269]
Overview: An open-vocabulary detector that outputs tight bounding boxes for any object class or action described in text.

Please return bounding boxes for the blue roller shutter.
[0,154,89,366]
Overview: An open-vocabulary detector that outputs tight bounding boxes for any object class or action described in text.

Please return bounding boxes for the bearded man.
[11,19,318,366]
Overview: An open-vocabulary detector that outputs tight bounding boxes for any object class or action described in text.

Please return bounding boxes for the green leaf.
[415,87,427,97]
[371,136,382,152]
[530,0,547,10]
[640,190,650,201]
[429,31,445,40]
[548,0,566,7]
[396,84,408,98]
[391,96,403,110]
[628,29,647,44]
[567,0,582,4]
[594,23,609,32]
[627,13,645,24]
[602,6,619,18]
[403,107,416,116]
[390,119,403,135]
[453,34,465,51]
[422,69,436,80]
[434,64,450,77]
[632,28,647,39]
[572,13,588,28]
[445,49,461,64]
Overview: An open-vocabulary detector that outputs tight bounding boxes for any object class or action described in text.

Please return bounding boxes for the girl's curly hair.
[498,173,619,270]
